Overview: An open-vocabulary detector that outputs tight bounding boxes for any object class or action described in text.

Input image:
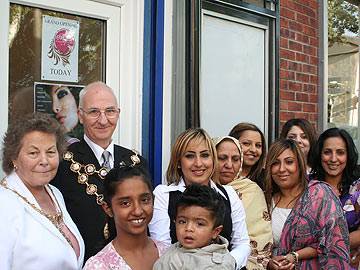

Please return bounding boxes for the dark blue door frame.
[142,0,164,187]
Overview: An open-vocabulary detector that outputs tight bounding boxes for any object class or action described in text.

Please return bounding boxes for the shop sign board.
[41,15,79,82]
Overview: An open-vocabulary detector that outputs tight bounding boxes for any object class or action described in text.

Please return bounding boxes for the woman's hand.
[267,256,294,270]
[284,253,297,264]
[350,248,360,268]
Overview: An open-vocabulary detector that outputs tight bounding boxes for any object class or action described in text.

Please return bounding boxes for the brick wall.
[279,0,319,129]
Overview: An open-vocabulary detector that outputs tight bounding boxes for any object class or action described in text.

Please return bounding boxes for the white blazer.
[0,172,85,270]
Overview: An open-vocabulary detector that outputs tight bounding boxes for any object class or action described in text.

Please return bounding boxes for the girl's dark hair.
[310,128,358,196]
[279,118,317,162]
[104,165,152,205]
[229,122,266,187]
[175,184,225,228]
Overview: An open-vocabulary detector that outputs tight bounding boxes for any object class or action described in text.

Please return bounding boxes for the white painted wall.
[162,0,173,184]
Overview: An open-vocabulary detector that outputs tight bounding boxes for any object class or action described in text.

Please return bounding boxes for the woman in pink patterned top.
[265,139,350,269]
[310,128,360,269]
[83,165,169,270]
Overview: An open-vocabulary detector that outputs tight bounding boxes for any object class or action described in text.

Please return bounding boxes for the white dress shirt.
[149,179,251,268]
[84,134,114,169]
[0,172,85,270]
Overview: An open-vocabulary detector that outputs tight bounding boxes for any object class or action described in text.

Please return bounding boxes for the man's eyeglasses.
[80,108,120,119]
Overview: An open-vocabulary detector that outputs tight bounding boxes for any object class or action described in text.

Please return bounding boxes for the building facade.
[279,0,321,128]
[1,0,328,184]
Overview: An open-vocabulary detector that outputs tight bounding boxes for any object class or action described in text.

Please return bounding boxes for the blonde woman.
[149,128,251,269]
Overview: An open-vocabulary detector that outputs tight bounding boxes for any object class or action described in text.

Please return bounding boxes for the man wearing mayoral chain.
[52,81,147,261]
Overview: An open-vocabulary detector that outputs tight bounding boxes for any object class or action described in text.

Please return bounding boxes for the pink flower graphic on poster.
[42,15,79,82]
[48,28,76,66]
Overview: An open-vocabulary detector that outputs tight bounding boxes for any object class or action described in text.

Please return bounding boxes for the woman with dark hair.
[83,165,168,270]
[50,85,79,133]
[265,139,350,269]
[47,84,83,144]
[229,122,267,190]
[280,118,317,173]
[0,113,84,269]
[149,128,251,269]
[310,128,360,269]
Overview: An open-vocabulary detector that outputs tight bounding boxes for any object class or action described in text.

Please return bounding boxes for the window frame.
[183,0,279,141]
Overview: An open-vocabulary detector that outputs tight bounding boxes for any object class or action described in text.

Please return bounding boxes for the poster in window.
[34,82,84,144]
[41,15,79,82]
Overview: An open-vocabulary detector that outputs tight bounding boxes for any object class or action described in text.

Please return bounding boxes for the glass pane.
[9,3,105,140]
[327,0,360,149]
[243,0,266,9]
[200,14,266,137]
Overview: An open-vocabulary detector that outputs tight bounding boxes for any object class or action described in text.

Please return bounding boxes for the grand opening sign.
[41,15,79,82]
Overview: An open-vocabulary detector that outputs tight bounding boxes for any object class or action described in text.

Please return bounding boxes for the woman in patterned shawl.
[213,136,273,270]
[265,139,350,270]
[310,128,360,269]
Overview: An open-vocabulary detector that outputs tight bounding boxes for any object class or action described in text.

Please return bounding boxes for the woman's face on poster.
[51,85,78,132]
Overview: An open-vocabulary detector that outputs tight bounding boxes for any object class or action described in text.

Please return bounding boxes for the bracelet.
[290,251,299,264]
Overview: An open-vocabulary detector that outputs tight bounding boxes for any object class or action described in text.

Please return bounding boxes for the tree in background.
[328,0,359,46]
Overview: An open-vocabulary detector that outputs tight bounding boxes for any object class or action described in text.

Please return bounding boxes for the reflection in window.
[327,0,359,149]
[242,0,274,9]
[9,4,105,122]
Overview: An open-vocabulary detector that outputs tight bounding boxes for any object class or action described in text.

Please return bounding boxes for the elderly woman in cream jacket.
[214,136,273,270]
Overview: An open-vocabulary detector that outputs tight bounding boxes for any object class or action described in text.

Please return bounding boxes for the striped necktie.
[101,150,111,170]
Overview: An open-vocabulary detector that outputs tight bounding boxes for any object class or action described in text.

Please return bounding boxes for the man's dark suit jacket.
[52,139,147,262]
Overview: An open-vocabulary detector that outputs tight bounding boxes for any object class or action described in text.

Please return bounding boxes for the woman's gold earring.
[13,164,18,171]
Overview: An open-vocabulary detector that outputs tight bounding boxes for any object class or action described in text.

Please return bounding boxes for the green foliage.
[328,0,359,46]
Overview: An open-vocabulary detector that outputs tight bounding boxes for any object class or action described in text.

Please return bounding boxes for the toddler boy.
[153,184,236,270]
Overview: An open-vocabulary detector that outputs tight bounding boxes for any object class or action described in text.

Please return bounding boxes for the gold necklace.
[63,149,141,240]
[63,149,141,206]
[0,178,74,249]
[64,150,110,238]
[63,151,108,206]
[277,193,301,208]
